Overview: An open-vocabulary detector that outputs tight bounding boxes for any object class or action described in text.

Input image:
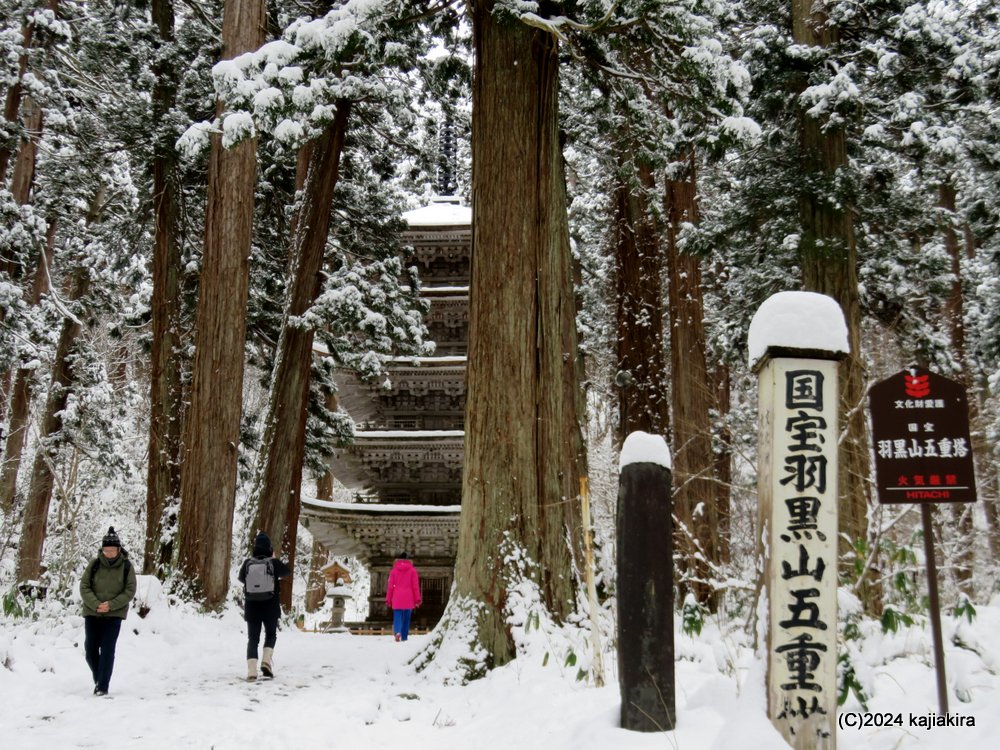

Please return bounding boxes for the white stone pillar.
[750,292,848,750]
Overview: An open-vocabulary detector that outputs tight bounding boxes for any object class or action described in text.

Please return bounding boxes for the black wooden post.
[920,502,949,715]
[617,460,675,731]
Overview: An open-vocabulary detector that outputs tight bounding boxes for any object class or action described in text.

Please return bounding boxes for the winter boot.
[261,647,274,678]
[247,659,258,682]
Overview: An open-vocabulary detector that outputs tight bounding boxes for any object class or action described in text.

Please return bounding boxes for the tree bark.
[176,0,265,607]
[16,268,90,583]
[143,0,185,578]
[250,102,351,610]
[452,2,586,668]
[664,152,723,609]
[791,0,874,609]
[613,159,669,439]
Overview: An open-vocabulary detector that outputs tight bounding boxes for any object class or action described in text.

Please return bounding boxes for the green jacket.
[80,552,137,619]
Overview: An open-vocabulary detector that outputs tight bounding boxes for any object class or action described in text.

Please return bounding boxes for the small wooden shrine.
[302,198,470,628]
[320,560,353,586]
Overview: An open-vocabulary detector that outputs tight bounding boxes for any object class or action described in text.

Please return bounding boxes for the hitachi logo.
[905,490,951,500]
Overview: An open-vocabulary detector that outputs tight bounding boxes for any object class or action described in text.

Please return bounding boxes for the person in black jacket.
[237,531,291,681]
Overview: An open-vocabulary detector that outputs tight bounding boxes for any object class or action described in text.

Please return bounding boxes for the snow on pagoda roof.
[385,355,467,365]
[747,291,849,369]
[353,430,464,439]
[403,200,471,227]
[303,498,462,514]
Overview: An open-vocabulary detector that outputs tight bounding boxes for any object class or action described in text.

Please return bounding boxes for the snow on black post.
[616,431,674,732]
[749,292,848,750]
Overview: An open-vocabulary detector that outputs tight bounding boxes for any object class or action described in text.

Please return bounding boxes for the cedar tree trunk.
[791,0,874,608]
[250,102,351,610]
[176,0,265,607]
[613,158,669,439]
[452,2,586,668]
[143,0,185,577]
[664,152,723,608]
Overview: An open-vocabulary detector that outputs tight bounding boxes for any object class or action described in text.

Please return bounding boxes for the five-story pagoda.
[302,198,470,628]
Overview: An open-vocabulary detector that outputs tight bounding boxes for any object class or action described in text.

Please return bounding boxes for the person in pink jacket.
[385,552,421,641]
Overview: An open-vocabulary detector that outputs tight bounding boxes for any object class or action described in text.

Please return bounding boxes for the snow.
[619,430,672,471]
[221,111,256,148]
[273,119,306,145]
[747,291,850,368]
[353,430,464,439]
[303,498,461,513]
[385,355,467,364]
[720,115,763,143]
[4,597,998,748]
[403,202,471,227]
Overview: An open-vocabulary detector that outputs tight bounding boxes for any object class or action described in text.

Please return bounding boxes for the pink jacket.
[385,559,421,610]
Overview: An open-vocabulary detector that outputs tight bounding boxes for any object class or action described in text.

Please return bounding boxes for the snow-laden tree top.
[619,431,672,471]
[177,0,419,155]
[747,291,849,368]
[403,201,471,227]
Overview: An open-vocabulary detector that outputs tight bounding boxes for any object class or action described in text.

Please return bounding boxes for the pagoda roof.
[334,364,466,424]
[301,498,461,564]
[328,430,464,492]
[403,201,471,227]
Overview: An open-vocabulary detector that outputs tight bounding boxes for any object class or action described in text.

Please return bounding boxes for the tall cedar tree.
[176,0,265,607]
[613,158,669,438]
[665,153,726,609]
[250,101,352,610]
[452,1,586,667]
[144,0,184,578]
[791,0,872,602]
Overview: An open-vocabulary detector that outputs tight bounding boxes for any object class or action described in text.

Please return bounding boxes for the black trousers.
[84,616,122,692]
[246,614,278,659]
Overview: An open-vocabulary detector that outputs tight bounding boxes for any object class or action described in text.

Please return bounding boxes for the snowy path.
[3,605,998,749]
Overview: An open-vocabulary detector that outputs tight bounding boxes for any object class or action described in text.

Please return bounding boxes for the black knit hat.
[253,531,273,557]
[102,526,121,548]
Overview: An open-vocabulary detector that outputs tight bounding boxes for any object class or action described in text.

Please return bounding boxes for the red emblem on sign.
[904,373,930,398]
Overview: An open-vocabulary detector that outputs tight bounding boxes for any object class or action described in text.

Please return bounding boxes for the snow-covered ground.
[3,595,998,749]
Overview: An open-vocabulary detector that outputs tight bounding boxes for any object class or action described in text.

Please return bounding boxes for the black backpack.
[244,558,275,601]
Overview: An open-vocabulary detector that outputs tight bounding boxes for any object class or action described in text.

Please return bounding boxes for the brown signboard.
[869,368,977,504]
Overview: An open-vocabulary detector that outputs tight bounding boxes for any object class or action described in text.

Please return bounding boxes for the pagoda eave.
[301,498,461,565]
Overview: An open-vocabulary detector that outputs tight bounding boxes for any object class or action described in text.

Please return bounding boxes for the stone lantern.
[325,578,353,631]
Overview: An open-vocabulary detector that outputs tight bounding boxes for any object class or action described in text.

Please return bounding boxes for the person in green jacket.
[79,526,136,696]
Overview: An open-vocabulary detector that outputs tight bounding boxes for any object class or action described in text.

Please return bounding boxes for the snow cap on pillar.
[619,431,672,471]
[747,291,849,369]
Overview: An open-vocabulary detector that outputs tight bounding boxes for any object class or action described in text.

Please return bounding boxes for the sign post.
[757,356,840,749]
[869,367,978,715]
[749,291,849,750]
[616,431,674,732]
